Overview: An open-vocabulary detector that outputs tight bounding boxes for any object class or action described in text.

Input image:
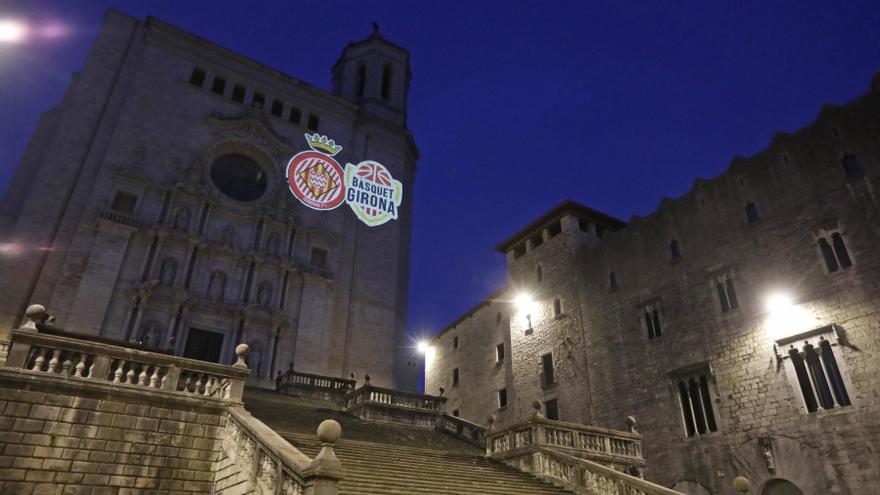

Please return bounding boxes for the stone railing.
[435,413,486,447]
[97,207,142,228]
[300,263,333,280]
[6,328,250,401]
[487,412,644,471]
[277,366,355,404]
[524,448,683,495]
[344,382,447,428]
[219,407,343,495]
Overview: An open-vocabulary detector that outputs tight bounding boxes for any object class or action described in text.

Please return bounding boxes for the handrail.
[98,207,141,228]
[300,263,333,280]
[435,414,485,447]
[487,416,644,466]
[6,328,249,401]
[531,447,683,495]
[344,384,446,411]
[279,367,355,391]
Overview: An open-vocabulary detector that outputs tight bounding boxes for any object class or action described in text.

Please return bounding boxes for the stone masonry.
[427,78,880,494]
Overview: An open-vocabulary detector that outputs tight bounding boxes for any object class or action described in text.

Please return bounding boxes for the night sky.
[2,1,879,344]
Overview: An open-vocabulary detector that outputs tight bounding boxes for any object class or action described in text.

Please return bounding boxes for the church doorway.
[762,479,804,495]
[183,328,224,363]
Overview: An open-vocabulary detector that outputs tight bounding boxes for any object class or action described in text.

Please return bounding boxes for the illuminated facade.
[0,10,420,390]
[426,77,880,494]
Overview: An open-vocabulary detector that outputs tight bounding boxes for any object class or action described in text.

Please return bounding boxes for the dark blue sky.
[2,1,879,341]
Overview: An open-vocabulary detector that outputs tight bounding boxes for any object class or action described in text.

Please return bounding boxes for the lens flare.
[0,19,28,44]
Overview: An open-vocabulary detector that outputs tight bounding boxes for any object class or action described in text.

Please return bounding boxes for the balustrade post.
[162,364,180,391]
[227,343,250,402]
[5,304,44,368]
[304,420,343,495]
[90,355,112,381]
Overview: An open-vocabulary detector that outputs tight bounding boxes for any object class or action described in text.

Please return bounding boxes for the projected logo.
[286,134,346,211]
[285,133,403,227]
[344,161,403,227]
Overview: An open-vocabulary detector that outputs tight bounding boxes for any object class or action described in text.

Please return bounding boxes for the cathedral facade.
[0,10,419,390]
[425,78,880,494]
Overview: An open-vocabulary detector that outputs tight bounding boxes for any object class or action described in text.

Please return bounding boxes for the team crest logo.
[285,134,346,211]
[344,161,403,227]
[285,133,404,227]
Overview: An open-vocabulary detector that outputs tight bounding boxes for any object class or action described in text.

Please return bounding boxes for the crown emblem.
[305,133,343,156]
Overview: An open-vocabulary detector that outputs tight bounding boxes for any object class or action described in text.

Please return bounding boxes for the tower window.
[547,221,562,238]
[110,191,138,214]
[841,154,863,178]
[452,409,460,417]
[231,84,246,103]
[289,106,302,125]
[453,336,459,350]
[496,312,502,324]
[512,244,526,259]
[670,240,681,259]
[496,343,505,363]
[536,266,543,283]
[251,92,265,110]
[189,67,206,87]
[381,64,392,100]
[271,100,284,117]
[307,114,320,131]
[676,373,718,437]
[818,232,852,272]
[715,276,739,313]
[530,234,543,249]
[355,64,366,98]
[540,353,555,388]
[544,399,559,421]
[210,76,227,95]
[609,271,618,289]
[452,368,459,386]
[552,298,562,317]
[497,388,508,408]
[787,338,851,412]
[644,306,662,338]
[310,247,328,268]
[745,202,759,223]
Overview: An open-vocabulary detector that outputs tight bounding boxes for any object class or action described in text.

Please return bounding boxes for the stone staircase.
[244,388,573,495]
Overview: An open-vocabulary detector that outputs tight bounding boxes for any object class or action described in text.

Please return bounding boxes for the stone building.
[425,76,880,494]
[0,10,420,390]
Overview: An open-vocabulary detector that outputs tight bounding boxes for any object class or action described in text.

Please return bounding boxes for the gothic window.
[644,305,662,338]
[289,106,302,125]
[552,298,562,317]
[251,92,265,110]
[497,388,508,408]
[513,244,526,259]
[544,399,559,421]
[452,368,459,386]
[381,64,392,100]
[231,83,246,102]
[675,371,718,437]
[784,336,851,413]
[841,154,863,178]
[189,67,206,87]
[541,353,555,388]
[307,114,320,131]
[355,64,366,98]
[110,191,138,214]
[547,221,562,238]
[609,271,618,289]
[210,76,226,95]
[817,232,852,273]
[531,233,543,249]
[670,239,682,259]
[210,154,267,202]
[310,247,328,268]
[536,266,543,282]
[271,100,284,117]
[159,258,178,286]
[496,343,505,363]
[714,275,739,312]
[746,202,759,223]
[208,271,227,302]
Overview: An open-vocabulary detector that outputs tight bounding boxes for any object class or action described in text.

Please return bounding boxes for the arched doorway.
[762,479,804,495]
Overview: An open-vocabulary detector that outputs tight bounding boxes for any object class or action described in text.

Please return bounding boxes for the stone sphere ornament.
[732,476,751,493]
[317,419,342,444]
[233,343,250,368]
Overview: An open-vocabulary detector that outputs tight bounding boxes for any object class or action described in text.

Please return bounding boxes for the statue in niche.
[208,271,227,302]
[759,437,776,473]
[159,259,178,285]
[173,207,191,231]
[140,324,161,348]
[248,342,264,379]
[266,233,280,256]
[221,225,238,250]
[257,283,273,308]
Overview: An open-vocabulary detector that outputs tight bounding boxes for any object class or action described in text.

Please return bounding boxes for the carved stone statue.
[208,271,227,302]
[159,259,177,285]
[173,207,190,230]
[257,283,272,307]
[221,225,238,249]
[141,324,160,348]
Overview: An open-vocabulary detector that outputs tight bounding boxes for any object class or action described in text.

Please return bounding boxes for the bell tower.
[332,24,411,127]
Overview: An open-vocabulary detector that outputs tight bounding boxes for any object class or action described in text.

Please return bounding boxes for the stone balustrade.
[299,262,333,280]
[435,413,486,447]
[487,416,645,471]
[6,328,250,401]
[217,407,343,495]
[344,383,447,428]
[97,207,142,228]
[523,448,683,495]
[277,366,356,404]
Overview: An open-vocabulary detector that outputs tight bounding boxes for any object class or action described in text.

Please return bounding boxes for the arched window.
[831,233,852,268]
[210,154,267,202]
[355,64,366,98]
[552,298,562,317]
[536,266,543,283]
[381,64,392,100]
[670,240,681,259]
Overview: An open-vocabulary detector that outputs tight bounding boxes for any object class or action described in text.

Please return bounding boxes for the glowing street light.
[0,19,28,44]
[765,291,816,341]
[416,341,431,354]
